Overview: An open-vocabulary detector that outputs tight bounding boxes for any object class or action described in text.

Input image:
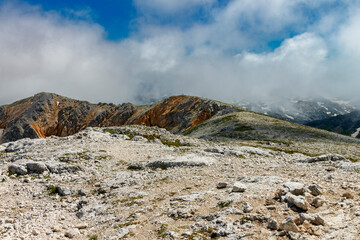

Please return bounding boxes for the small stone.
[77,190,87,196]
[181,232,192,237]
[57,186,71,196]
[308,184,322,196]
[275,189,286,200]
[266,205,276,210]
[75,223,88,229]
[265,198,276,206]
[65,228,80,238]
[216,182,227,189]
[288,231,303,240]
[32,229,39,236]
[279,217,299,232]
[163,231,179,239]
[232,182,247,192]
[311,197,325,208]
[23,178,30,183]
[242,202,253,213]
[131,136,148,142]
[51,225,61,232]
[342,192,354,199]
[312,215,325,226]
[5,219,14,224]
[127,164,144,171]
[267,219,278,230]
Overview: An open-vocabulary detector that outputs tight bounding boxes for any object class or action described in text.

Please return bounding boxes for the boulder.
[216,182,227,189]
[45,162,82,174]
[304,154,347,163]
[284,194,309,211]
[299,213,325,226]
[26,162,48,174]
[146,154,216,169]
[5,143,22,153]
[232,182,247,192]
[279,217,299,232]
[308,184,322,196]
[283,182,306,196]
[8,164,27,175]
[267,219,278,230]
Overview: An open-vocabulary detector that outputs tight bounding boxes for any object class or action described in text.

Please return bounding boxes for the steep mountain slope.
[0,92,240,143]
[234,97,354,124]
[306,110,360,138]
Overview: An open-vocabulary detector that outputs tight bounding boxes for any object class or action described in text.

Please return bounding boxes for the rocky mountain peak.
[0,93,240,143]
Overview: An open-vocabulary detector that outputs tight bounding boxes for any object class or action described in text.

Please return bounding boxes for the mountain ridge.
[233,97,355,124]
[306,110,360,138]
[0,92,240,143]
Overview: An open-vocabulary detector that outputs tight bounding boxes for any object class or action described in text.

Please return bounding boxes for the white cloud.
[134,0,216,14]
[1,1,360,106]
[0,3,136,104]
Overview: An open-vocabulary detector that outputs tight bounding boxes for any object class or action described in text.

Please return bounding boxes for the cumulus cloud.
[1,0,360,105]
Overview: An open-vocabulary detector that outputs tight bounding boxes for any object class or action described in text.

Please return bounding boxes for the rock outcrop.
[0,93,240,143]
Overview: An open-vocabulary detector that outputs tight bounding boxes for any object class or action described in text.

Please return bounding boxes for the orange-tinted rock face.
[132,96,232,133]
[0,93,239,143]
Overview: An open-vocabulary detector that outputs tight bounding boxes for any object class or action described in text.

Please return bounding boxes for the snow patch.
[351,127,360,138]
[285,114,294,120]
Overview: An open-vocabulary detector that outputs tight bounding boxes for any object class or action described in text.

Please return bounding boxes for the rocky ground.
[0,126,360,239]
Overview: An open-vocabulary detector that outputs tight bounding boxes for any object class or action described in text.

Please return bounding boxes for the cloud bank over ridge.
[1,0,360,105]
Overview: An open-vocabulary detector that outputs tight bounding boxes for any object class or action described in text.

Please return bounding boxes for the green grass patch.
[48,185,59,196]
[160,139,189,147]
[103,128,116,134]
[217,200,232,208]
[117,195,144,207]
[88,235,98,240]
[233,124,255,132]
[348,157,359,163]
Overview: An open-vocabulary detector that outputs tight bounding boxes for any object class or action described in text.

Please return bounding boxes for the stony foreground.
[0,126,360,240]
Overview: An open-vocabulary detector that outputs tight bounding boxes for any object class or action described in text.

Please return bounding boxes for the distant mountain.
[0,92,240,143]
[306,110,360,138]
[233,97,355,124]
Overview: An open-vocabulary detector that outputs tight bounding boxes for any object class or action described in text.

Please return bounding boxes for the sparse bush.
[48,185,59,196]
[217,200,232,208]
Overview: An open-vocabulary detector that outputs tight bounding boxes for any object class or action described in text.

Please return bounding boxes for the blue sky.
[0,0,360,104]
[24,0,137,40]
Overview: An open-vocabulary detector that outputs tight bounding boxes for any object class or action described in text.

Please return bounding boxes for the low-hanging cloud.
[1,0,360,105]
